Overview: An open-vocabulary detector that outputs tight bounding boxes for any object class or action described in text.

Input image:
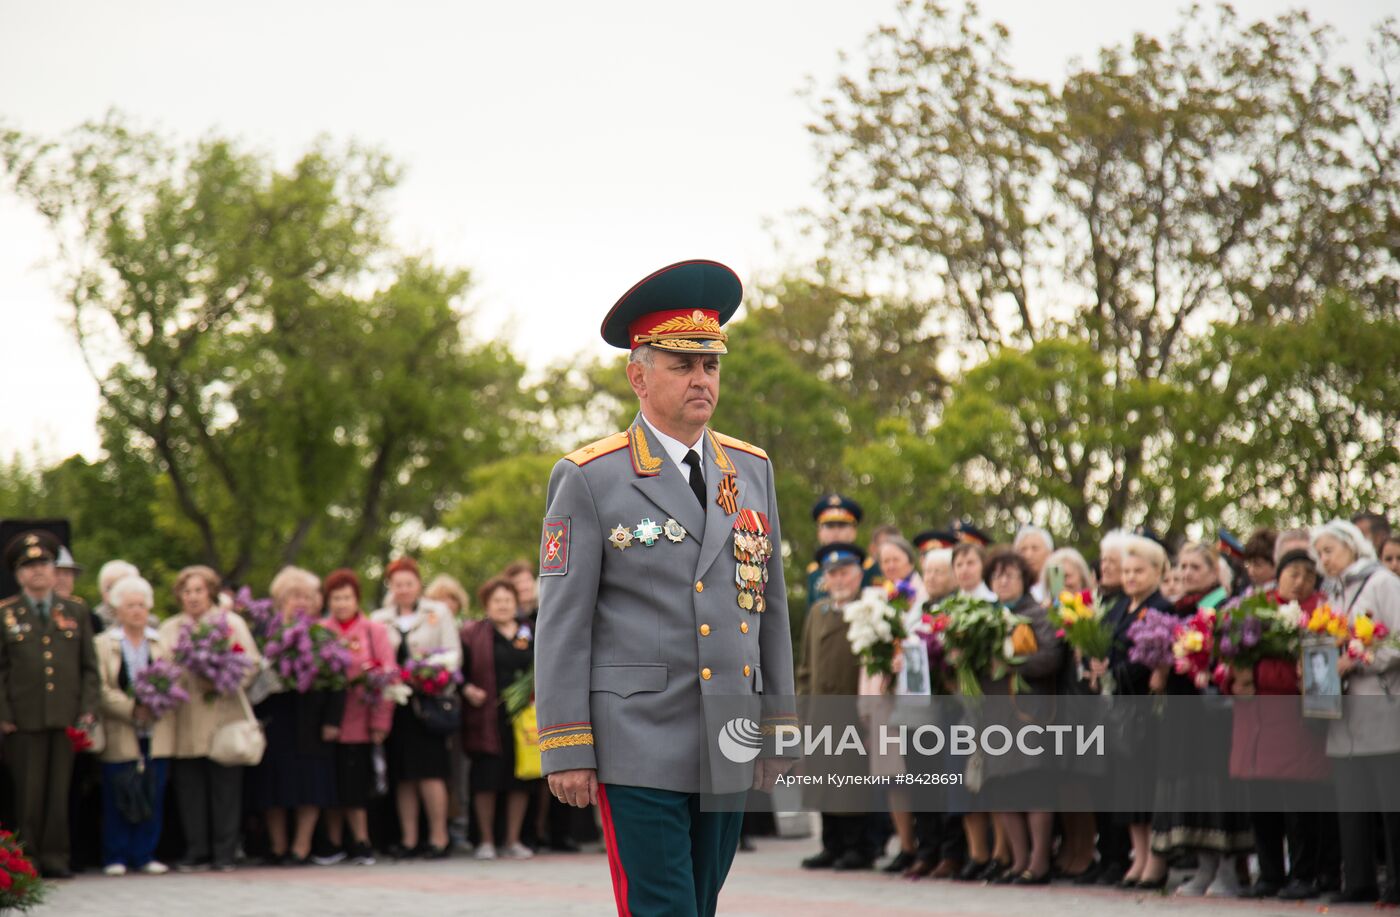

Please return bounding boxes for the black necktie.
[683,450,706,509]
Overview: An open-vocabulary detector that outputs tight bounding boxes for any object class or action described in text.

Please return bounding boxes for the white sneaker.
[474,843,497,861]
[103,863,127,877]
[503,843,534,860]
[139,861,169,875]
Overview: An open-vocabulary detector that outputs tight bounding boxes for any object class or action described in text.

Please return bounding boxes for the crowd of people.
[4,501,1400,907]
[796,496,1400,905]
[0,531,594,880]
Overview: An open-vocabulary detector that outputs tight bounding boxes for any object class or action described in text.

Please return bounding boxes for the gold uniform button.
[42,636,50,645]
[744,665,752,677]
[46,684,54,692]
[43,651,52,660]
[699,624,710,636]
[701,667,712,680]
[45,667,53,675]
[740,622,749,634]
[695,581,704,593]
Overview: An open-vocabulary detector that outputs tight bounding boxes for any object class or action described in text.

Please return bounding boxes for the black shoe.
[801,849,841,870]
[993,866,1020,885]
[285,854,312,867]
[882,851,916,873]
[1275,879,1318,901]
[262,852,288,867]
[422,845,450,860]
[1071,862,1103,885]
[175,858,211,873]
[1246,880,1281,898]
[1013,869,1052,886]
[978,859,1011,882]
[832,851,875,871]
[547,837,581,853]
[1135,875,1168,891]
[956,858,990,882]
[40,867,73,880]
[1327,886,1379,904]
[1095,861,1128,886]
[387,843,417,860]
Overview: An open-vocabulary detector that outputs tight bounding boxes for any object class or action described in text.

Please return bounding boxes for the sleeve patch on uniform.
[541,516,570,576]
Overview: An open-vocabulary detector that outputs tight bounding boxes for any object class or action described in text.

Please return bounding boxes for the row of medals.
[607,515,771,613]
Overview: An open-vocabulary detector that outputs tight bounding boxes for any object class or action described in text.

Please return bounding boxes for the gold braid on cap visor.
[631,309,729,353]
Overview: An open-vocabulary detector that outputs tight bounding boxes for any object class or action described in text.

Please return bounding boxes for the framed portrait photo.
[1301,635,1343,720]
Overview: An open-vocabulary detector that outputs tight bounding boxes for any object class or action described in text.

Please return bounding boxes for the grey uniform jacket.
[534,415,797,794]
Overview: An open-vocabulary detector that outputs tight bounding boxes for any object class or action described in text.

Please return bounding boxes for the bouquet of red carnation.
[0,830,46,912]
[64,725,95,753]
[401,655,463,697]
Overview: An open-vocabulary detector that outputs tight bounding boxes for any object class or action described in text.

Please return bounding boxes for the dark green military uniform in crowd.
[0,530,100,877]
[804,495,880,611]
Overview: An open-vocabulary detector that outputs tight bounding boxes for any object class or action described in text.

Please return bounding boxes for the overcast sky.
[0,0,1390,463]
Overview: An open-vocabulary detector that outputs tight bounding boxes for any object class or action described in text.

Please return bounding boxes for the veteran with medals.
[535,260,797,917]
[0,530,101,878]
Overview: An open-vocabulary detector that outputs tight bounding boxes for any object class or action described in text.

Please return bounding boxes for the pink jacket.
[327,615,395,744]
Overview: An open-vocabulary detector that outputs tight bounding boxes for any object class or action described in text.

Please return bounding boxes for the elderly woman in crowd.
[1381,536,1400,578]
[93,559,140,632]
[371,557,461,859]
[425,574,472,625]
[1312,520,1400,905]
[978,550,1062,885]
[1087,535,1174,889]
[96,575,175,876]
[461,577,540,860]
[1097,530,1129,605]
[317,569,394,866]
[159,565,262,872]
[952,542,996,603]
[1013,526,1054,602]
[1226,549,1338,900]
[249,567,344,866]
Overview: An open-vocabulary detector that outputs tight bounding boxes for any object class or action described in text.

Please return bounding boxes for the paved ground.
[43,834,1371,916]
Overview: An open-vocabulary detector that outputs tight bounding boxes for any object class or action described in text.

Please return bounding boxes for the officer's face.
[16,561,55,596]
[630,352,720,432]
[818,522,856,546]
[826,563,863,602]
[54,568,76,598]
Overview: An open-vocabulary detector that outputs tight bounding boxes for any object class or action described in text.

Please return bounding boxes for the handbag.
[412,692,461,737]
[209,690,267,767]
[111,758,156,824]
[512,704,542,780]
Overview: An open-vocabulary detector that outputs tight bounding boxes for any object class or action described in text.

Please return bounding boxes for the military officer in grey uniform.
[535,259,797,917]
[0,530,100,878]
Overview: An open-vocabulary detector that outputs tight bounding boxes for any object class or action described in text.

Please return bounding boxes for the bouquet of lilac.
[174,614,255,699]
[264,616,354,693]
[1126,608,1178,670]
[234,586,279,647]
[130,659,190,719]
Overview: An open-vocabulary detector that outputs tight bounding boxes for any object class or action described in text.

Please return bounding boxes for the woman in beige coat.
[370,556,461,858]
[157,565,261,872]
[97,575,177,876]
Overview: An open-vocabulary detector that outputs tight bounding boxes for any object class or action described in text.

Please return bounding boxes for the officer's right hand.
[548,768,598,808]
[0,722,14,734]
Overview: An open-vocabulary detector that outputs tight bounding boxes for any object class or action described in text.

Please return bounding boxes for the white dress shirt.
[641,413,706,481]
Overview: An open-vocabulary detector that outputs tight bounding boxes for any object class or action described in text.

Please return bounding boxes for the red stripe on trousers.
[597,784,630,917]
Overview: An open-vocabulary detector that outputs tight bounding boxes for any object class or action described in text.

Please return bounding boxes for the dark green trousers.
[7,728,75,872]
[597,784,744,917]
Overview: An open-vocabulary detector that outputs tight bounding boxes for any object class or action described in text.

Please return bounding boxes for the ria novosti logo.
[717,717,763,763]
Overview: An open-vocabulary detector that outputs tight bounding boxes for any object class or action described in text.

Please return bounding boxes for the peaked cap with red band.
[600,259,742,354]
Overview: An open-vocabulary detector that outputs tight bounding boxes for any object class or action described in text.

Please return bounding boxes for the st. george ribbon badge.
[732,508,772,612]
[716,473,739,516]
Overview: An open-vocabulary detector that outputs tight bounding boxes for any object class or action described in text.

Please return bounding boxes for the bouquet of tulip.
[263,617,355,693]
[358,660,412,706]
[1171,607,1218,689]
[0,830,45,913]
[1302,603,1350,641]
[174,615,254,699]
[1126,608,1178,671]
[934,593,1032,698]
[1343,612,1397,665]
[1051,590,1116,694]
[401,654,463,697]
[130,659,190,719]
[843,586,909,679]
